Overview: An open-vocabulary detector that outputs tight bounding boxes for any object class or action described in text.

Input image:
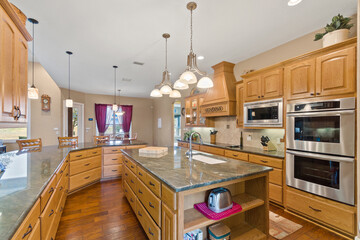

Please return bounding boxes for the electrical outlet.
[247,135,252,141]
[226,125,230,129]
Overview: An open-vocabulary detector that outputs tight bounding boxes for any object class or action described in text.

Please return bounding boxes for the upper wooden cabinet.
[243,67,283,102]
[235,82,244,128]
[185,93,214,127]
[285,44,356,100]
[0,2,31,123]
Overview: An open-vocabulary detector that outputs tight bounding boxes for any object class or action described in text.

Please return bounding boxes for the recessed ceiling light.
[288,0,302,6]
[197,56,205,60]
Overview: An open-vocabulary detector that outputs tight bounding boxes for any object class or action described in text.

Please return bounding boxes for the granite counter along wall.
[185,116,285,152]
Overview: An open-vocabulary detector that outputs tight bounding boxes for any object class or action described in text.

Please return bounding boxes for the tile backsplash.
[186,116,285,152]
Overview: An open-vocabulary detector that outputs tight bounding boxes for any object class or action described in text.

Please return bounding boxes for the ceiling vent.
[133,61,144,66]
[122,78,132,82]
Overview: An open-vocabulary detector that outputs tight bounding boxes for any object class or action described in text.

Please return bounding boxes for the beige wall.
[60,89,154,145]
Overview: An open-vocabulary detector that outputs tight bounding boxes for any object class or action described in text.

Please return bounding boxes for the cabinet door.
[244,76,261,101]
[316,46,356,96]
[285,59,316,100]
[16,35,28,121]
[190,97,198,125]
[261,68,283,99]
[0,12,17,120]
[185,98,191,126]
[236,83,244,128]
[198,95,205,126]
[161,203,177,240]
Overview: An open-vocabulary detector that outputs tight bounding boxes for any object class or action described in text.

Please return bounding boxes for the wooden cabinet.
[184,94,214,127]
[11,199,40,240]
[285,45,356,100]
[243,68,283,102]
[199,145,225,156]
[0,4,30,123]
[162,203,177,240]
[235,82,244,128]
[316,46,356,97]
[224,150,248,161]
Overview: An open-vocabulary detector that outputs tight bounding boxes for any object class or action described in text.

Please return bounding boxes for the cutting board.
[139,147,168,154]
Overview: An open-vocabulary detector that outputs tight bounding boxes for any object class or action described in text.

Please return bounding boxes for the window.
[0,124,27,141]
[97,106,126,137]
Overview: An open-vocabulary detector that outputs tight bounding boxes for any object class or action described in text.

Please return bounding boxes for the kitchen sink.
[226,145,241,149]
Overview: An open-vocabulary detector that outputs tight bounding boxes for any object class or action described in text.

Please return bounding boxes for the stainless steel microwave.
[243,98,283,128]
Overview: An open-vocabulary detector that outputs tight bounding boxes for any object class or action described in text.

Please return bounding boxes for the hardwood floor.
[56,179,345,240]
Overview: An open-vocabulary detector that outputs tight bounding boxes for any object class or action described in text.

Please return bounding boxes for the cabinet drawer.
[190,143,200,150]
[178,142,188,148]
[55,171,68,201]
[70,156,101,176]
[124,181,136,211]
[286,188,355,234]
[104,164,122,177]
[137,166,147,183]
[249,154,283,169]
[40,189,58,239]
[162,184,176,211]
[69,150,88,161]
[124,157,136,172]
[87,147,101,157]
[136,198,161,240]
[199,145,224,156]
[56,159,68,183]
[104,146,125,154]
[137,178,161,226]
[269,168,282,186]
[269,183,283,204]
[104,153,123,165]
[27,220,40,240]
[125,166,137,192]
[11,199,40,240]
[126,145,147,149]
[145,172,161,198]
[40,175,57,212]
[224,150,248,161]
[69,167,101,191]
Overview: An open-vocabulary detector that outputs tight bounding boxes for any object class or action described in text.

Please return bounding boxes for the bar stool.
[16,138,42,150]
[93,136,110,144]
[58,136,78,146]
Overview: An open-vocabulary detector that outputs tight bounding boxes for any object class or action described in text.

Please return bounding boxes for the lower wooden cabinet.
[161,203,177,240]
[199,145,225,156]
[27,220,40,240]
[269,183,283,204]
[136,198,161,240]
[69,167,101,192]
[104,164,122,178]
[224,150,248,161]
[11,199,40,240]
[178,142,188,148]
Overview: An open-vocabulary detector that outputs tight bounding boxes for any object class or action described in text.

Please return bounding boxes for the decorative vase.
[323,29,350,48]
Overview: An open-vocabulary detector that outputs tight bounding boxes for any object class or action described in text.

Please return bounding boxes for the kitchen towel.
[193,202,242,220]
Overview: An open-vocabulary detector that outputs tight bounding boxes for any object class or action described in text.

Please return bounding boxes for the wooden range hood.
[200,61,237,117]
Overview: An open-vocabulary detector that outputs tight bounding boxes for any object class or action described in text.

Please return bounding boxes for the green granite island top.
[122,147,273,192]
[177,139,285,159]
[0,140,146,240]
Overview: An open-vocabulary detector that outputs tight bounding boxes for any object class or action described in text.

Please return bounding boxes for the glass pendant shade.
[65,99,73,108]
[169,90,181,98]
[160,84,172,95]
[173,79,189,90]
[197,76,214,89]
[288,0,302,6]
[180,71,197,84]
[112,104,118,111]
[150,89,163,97]
[28,86,39,99]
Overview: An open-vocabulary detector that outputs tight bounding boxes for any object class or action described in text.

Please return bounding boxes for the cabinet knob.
[316,93,320,95]
[258,96,260,98]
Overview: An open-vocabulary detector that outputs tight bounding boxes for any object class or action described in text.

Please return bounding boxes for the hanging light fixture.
[28,18,39,99]
[112,66,118,111]
[65,51,73,108]
[173,75,189,90]
[180,2,213,89]
[116,89,125,116]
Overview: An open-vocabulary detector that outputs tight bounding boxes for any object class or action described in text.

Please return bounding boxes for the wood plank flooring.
[56,179,345,240]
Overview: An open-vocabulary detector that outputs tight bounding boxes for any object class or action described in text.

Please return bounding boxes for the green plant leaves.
[314,14,353,41]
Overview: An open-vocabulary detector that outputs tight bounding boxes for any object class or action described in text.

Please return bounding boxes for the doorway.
[173,101,181,146]
[63,102,84,143]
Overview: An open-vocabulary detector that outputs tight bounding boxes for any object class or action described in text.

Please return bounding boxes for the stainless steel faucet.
[186,132,203,157]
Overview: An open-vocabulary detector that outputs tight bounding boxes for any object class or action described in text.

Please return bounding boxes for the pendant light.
[65,51,73,108]
[179,2,213,89]
[112,66,118,111]
[173,76,189,90]
[28,18,39,99]
[116,89,125,116]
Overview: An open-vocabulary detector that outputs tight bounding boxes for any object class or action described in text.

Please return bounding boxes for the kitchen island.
[0,140,146,240]
[122,147,272,239]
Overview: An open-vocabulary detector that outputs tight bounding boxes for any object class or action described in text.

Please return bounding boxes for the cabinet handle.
[124,189,128,193]
[22,224,33,239]
[76,155,82,157]
[131,165,134,169]
[49,187,54,194]
[138,189,143,194]
[125,160,128,163]
[111,170,117,172]
[125,173,128,176]
[92,152,97,154]
[17,108,21,119]
[60,207,64,212]
[149,202,155,208]
[138,172,143,176]
[316,93,320,95]
[310,93,314,96]
[112,158,117,160]
[149,181,155,186]
[261,96,264,98]
[138,211,142,217]
[130,180,134,184]
[258,96,260,98]
[84,176,90,179]
[148,228,154,236]
[60,170,63,174]
[260,160,268,163]
[84,163,90,166]
[60,186,64,191]
[309,206,322,212]
[49,209,54,217]
[130,198,134,203]
[66,173,69,177]
[112,150,117,152]
[233,154,238,157]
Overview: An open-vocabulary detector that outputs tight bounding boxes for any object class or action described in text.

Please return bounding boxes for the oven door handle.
[287,110,355,117]
[286,150,354,163]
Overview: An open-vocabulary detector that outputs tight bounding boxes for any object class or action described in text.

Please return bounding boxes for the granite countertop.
[0,140,146,240]
[122,147,272,192]
[177,139,285,159]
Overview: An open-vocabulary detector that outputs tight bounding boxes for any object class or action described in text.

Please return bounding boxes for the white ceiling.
[11,0,357,98]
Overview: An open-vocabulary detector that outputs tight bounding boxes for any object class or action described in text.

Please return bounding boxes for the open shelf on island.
[231,222,267,240]
[183,192,264,233]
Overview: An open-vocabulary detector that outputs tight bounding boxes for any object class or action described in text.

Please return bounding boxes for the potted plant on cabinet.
[314,14,353,47]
